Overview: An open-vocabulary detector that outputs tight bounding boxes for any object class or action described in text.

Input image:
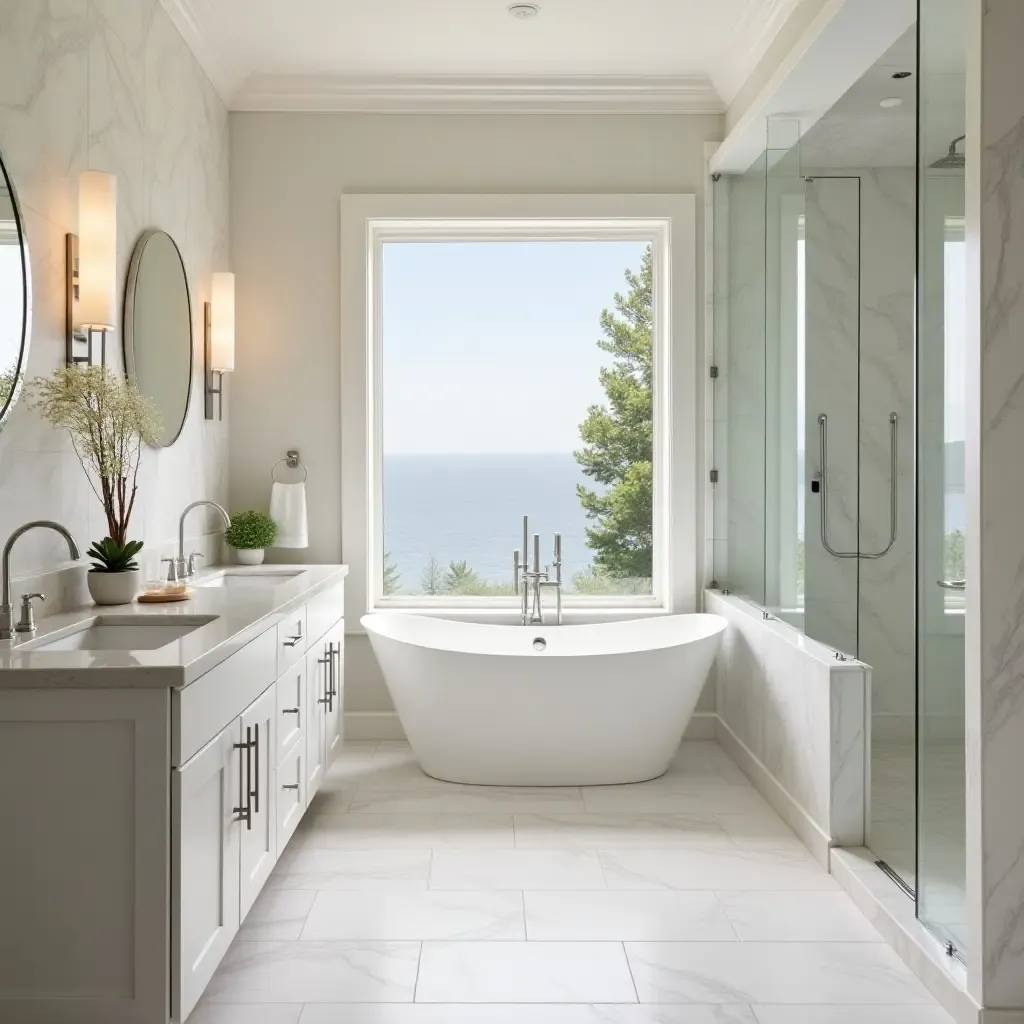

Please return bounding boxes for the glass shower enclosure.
[712,7,968,956]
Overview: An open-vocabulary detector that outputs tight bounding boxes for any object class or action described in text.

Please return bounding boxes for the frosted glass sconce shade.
[210,272,235,372]
[77,171,117,330]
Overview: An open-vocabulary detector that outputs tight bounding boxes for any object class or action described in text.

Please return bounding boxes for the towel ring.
[272,450,307,483]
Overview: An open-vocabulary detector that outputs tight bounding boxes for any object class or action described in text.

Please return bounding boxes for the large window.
[341,195,696,619]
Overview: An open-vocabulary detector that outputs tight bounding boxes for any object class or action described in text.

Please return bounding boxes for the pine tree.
[575,245,654,580]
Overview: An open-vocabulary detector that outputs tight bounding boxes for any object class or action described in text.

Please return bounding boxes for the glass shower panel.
[917,0,967,956]
[803,177,861,660]
[763,120,806,630]
[718,154,768,604]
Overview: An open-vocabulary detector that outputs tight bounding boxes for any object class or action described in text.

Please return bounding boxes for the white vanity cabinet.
[0,567,347,1024]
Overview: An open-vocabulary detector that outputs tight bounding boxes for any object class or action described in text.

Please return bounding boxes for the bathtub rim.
[360,610,727,658]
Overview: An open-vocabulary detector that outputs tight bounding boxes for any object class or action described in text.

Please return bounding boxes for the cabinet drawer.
[276,605,308,675]
[276,738,306,854]
[275,662,305,767]
[306,581,345,646]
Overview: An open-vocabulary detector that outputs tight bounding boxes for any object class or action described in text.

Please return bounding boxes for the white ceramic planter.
[87,569,141,606]
[235,548,265,566]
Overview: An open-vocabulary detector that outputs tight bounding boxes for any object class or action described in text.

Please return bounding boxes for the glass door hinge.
[709,365,719,378]
[709,469,719,484]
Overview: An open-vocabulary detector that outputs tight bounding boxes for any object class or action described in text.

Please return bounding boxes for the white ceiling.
[801,27,966,169]
[162,0,806,111]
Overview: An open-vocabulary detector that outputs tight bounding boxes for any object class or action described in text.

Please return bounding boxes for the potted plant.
[29,366,159,605]
[224,510,277,565]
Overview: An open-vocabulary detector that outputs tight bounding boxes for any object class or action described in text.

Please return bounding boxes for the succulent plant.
[87,537,144,573]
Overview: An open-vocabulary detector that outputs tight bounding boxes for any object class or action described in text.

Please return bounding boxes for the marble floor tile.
[716,891,884,941]
[625,942,934,1005]
[269,848,432,891]
[349,779,585,815]
[581,778,772,815]
[751,1007,952,1023]
[524,890,737,941]
[429,848,607,890]
[188,1005,303,1024]
[668,742,753,785]
[204,941,420,1003]
[513,813,733,849]
[301,891,525,941]
[239,889,317,941]
[599,848,839,891]
[713,812,803,850]
[299,1005,758,1023]
[415,941,639,1003]
[298,814,515,849]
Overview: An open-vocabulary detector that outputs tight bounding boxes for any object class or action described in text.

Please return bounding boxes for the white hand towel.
[270,481,308,548]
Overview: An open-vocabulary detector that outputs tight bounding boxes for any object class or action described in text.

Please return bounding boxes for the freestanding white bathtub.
[361,612,727,785]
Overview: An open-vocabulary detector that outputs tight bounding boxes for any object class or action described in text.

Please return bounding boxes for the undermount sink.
[197,570,304,589]
[28,616,218,652]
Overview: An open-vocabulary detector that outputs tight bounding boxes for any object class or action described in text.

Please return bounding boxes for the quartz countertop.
[0,564,348,689]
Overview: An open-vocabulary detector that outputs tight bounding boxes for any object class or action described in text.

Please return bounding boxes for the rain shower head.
[931,135,966,169]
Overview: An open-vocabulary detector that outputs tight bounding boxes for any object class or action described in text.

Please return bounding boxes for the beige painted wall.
[228,110,722,724]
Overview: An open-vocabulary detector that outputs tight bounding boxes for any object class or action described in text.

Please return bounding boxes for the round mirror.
[124,229,192,447]
[0,150,31,431]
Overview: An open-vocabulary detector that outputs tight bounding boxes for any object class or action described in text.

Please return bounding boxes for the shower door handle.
[937,579,966,590]
[817,412,899,560]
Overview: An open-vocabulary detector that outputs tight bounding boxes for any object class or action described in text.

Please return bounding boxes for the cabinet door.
[173,718,241,1023]
[239,685,277,920]
[325,622,345,765]
[305,644,329,802]
[276,735,306,853]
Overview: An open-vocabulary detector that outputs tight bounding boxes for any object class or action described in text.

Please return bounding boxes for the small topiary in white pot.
[224,510,277,566]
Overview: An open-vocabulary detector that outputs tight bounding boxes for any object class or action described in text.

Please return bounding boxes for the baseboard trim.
[830,847,977,1023]
[344,709,719,743]
[344,711,406,741]
[715,715,833,867]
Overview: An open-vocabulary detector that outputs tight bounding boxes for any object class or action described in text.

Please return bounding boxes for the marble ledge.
[705,589,868,672]
[0,564,348,689]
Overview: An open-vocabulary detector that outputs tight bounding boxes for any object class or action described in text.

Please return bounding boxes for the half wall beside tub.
[705,589,869,866]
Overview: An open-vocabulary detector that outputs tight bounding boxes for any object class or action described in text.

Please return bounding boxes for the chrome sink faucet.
[0,521,82,639]
[513,515,563,626]
[171,501,231,582]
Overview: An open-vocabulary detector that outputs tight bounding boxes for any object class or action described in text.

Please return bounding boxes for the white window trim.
[340,193,697,628]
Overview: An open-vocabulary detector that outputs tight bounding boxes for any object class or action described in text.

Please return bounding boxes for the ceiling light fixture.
[879,97,903,108]
[507,3,540,18]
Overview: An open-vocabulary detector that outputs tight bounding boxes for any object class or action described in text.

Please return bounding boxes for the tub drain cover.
[532,637,547,651]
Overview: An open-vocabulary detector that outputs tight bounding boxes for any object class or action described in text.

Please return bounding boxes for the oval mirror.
[124,229,192,447]
[0,148,31,432]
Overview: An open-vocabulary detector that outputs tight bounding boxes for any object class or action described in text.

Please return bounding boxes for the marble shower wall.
[0,0,229,606]
[708,589,868,866]
[802,169,917,738]
[967,0,1024,1008]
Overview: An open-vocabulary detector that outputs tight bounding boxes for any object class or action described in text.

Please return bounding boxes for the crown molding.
[159,0,239,101]
[231,74,724,114]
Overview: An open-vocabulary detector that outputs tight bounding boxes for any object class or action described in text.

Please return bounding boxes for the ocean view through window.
[380,238,655,598]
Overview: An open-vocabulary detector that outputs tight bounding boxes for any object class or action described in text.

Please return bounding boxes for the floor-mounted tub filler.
[361,611,727,786]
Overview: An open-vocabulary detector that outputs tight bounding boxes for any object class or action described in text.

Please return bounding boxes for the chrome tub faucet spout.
[513,515,563,626]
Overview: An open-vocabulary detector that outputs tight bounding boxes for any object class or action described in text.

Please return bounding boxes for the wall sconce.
[205,272,235,419]
[66,171,117,367]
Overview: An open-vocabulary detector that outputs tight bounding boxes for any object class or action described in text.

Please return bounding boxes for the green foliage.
[383,552,401,595]
[224,510,277,550]
[419,555,445,596]
[443,560,484,595]
[0,361,18,410]
[569,565,652,596]
[575,245,654,580]
[87,537,144,573]
[29,366,161,547]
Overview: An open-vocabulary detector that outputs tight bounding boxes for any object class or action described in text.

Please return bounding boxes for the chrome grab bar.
[938,579,966,590]
[817,412,898,560]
